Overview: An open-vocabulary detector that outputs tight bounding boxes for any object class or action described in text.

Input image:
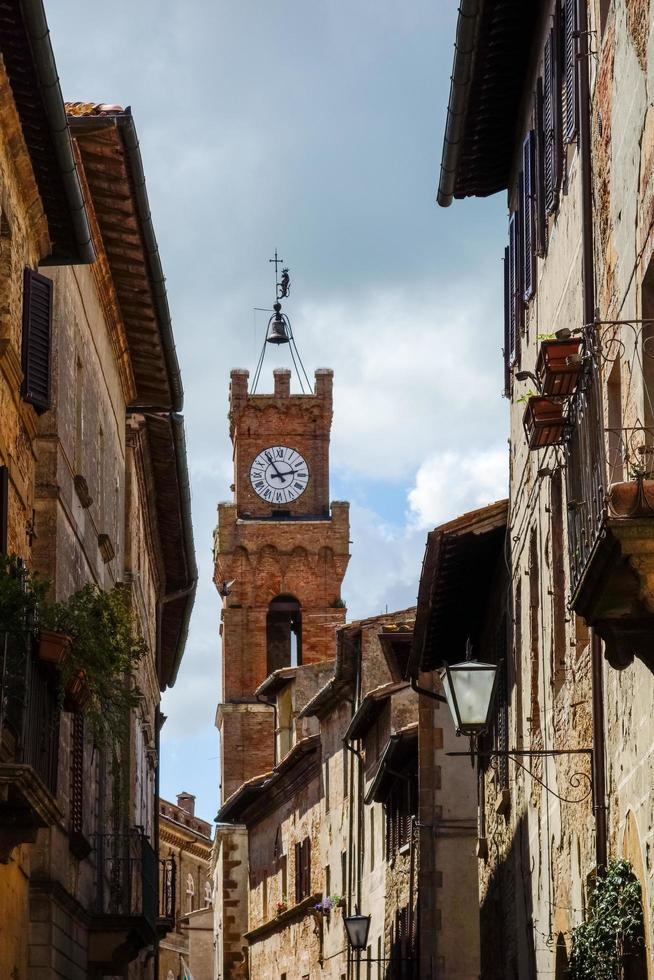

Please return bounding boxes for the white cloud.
[407,446,508,530]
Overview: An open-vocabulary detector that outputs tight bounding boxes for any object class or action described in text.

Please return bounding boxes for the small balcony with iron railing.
[158,853,177,934]
[564,321,654,671]
[88,829,159,971]
[0,630,61,860]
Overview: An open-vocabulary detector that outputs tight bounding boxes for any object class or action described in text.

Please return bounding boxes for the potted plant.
[523,396,567,450]
[536,336,583,396]
[38,627,72,666]
[42,583,146,743]
[314,897,333,915]
[329,893,345,910]
[275,897,288,916]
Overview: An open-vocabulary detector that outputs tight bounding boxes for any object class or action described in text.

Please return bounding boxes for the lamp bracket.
[447,748,594,805]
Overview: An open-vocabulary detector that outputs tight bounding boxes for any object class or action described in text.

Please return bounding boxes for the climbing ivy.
[569,859,644,980]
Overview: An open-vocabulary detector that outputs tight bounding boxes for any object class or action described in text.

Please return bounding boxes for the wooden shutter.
[70,714,84,835]
[535,78,548,256]
[294,841,302,902]
[21,269,53,414]
[523,132,537,301]
[564,0,578,142]
[508,213,521,365]
[301,838,311,899]
[543,19,563,214]
[0,466,7,555]
[503,247,511,396]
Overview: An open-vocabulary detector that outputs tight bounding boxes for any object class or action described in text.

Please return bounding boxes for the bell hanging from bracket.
[266,302,290,345]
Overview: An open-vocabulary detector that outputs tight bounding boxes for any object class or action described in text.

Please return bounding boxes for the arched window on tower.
[267,595,302,674]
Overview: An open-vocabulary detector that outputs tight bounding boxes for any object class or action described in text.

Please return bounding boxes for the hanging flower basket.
[38,628,72,666]
[63,669,91,713]
[523,397,567,449]
[536,338,583,397]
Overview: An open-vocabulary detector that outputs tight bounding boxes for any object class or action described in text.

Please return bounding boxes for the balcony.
[88,830,158,970]
[0,634,61,860]
[565,324,654,670]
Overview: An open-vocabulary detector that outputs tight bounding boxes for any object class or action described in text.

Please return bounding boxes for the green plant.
[0,554,48,639]
[516,389,538,404]
[537,332,557,341]
[569,859,645,979]
[42,584,146,745]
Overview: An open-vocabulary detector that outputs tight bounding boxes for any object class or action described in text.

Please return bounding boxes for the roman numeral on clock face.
[249,446,310,503]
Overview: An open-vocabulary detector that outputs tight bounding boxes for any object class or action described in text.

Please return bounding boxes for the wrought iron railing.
[0,631,59,794]
[159,854,176,923]
[93,830,157,932]
[564,351,607,597]
[565,320,654,597]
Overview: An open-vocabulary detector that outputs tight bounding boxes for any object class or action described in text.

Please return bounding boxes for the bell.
[266,312,290,345]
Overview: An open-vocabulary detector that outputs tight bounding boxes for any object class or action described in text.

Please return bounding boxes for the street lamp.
[343,911,371,952]
[438,641,500,737]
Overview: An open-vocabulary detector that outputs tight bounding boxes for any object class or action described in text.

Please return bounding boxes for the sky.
[47,1,508,824]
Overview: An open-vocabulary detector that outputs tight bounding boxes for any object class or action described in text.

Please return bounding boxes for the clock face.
[249,446,310,504]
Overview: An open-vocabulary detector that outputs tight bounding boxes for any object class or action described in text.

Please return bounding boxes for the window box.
[536,337,583,396]
[38,628,71,667]
[523,397,566,449]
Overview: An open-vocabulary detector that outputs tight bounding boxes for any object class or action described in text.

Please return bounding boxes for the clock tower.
[214,366,350,801]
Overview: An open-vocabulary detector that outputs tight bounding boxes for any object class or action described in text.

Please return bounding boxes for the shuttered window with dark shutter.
[70,714,84,836]
[294,840,302,902]
[535,78,548,256]
[503,247,511,397]
[302,837,311,898]
[564,0,578,142]
[543,18,563,214]
[21,269,53,414]
[0,466,7,555]
[294,838,311,901]
[523,132,537,302]
[508,212,522,366]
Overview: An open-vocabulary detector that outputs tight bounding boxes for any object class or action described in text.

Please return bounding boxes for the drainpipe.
[255,691,278,766]
[577,0,608,871]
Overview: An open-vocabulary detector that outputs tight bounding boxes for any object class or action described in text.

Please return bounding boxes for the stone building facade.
[0,22,196,977]
[428,0,654,975]
[159,792,214,980]
[0,4,94,976]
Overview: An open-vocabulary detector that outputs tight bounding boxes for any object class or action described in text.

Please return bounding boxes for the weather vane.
[251,250,311,394]
[269,249,290,300]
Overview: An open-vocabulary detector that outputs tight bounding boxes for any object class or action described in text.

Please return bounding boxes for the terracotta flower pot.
[608,479,654,517]
[523,397,566,450]
[38,629,72,666]
[536,338,583,397]
[64,669,91,713]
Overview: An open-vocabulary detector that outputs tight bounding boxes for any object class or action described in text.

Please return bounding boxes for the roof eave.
[437,0,485,208]
[16,0,95,263]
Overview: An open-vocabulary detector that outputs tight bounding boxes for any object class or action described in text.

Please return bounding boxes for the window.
[325,864,330,899]
[522,132,536,301]
[294,838,311,902]
[186,872,195,913]
[385,773,417,855]
[341,850,347,895]
[0,466,7,554]
[204,880,213,906]
[563,0,578,142]
[267,595,302,673]
[324,757,330,811]
[343,750,348,798]
[21,268,53,414]
[544,11,563,214]
[370,809,375,871]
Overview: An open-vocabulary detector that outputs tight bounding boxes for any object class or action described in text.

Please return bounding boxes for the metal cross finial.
[269,249,284,279]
